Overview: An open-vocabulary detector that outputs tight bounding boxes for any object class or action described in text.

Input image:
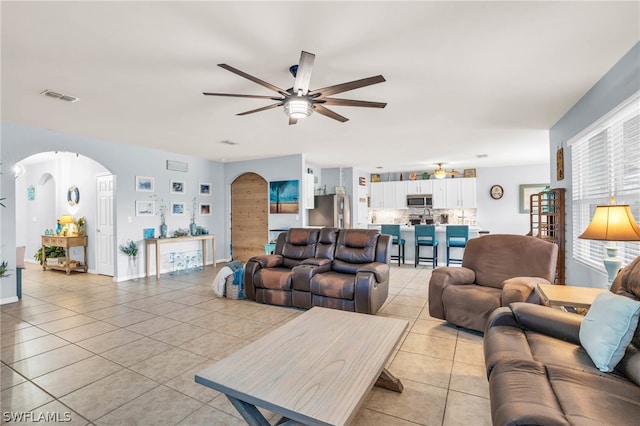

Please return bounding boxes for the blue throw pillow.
[579,291,640,372]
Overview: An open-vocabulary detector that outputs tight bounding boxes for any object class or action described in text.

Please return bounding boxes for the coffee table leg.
[226,395,270,426]
[375,368,403,393]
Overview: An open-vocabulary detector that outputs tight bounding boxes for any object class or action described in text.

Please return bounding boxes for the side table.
[537,283,607,309]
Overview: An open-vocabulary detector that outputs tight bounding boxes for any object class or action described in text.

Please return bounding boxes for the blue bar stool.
[381,224,405,266]
[446,225,469,266]
[415,225,439,268]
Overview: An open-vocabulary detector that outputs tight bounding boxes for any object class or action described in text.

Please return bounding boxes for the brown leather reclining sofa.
[483,256,640,425]
[244,228,392,314]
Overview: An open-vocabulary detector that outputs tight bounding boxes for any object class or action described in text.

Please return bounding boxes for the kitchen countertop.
[369,224,481,232]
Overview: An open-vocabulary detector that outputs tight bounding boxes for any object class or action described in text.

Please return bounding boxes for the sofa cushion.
[579,291,640,372]
[334,229,378,265]
[310,271,355,300]
[548,364,640,425]
[254,267,293,290]
[489,359,569,426]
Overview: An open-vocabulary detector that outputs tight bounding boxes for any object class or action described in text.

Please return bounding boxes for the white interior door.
[96,174,114,276]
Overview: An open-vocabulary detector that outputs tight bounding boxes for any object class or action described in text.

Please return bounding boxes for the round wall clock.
[490,185,504,200]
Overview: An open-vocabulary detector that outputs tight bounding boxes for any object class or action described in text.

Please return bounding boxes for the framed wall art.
[199,182,212,196]
[463,168,477,178]
[136,200,155,216]
[199,203,212,215]
[269,179,299,214]
[519,183,549,214]
[171,201,185,215]
[135,176,155,192]
[170,180,185,194]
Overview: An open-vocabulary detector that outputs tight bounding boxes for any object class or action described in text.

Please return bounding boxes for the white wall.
[475,164,550,235]
[1,121,224,300]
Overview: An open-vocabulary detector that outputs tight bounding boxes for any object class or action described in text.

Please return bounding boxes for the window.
[571,93,640,271]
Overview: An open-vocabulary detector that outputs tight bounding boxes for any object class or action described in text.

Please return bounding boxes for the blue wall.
[550,42,640,286]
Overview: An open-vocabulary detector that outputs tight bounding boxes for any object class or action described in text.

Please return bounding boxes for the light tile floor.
[1,263,491,425]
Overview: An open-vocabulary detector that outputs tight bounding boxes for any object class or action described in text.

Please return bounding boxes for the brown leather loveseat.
[483,257,640,425]
[244,228,391,314]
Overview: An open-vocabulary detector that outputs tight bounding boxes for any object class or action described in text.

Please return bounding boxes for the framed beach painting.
[171,201,185,215]
[135,200,155,216]
[199,182,212,196]
[199,203,212,215]
[170,180,185,194]
[269,180,299,214]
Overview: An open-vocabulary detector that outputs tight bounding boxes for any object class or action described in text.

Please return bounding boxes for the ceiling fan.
[203,51,387,125]
[429,163,463,179]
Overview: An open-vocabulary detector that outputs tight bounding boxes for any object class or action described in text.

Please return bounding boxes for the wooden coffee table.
[195,307,408,425]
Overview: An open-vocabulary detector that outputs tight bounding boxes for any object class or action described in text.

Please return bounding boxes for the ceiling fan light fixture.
[433,168,446,179]
[284,97,312,119]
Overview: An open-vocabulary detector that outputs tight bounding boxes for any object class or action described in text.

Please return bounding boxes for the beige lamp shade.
[579,205,640,241]
[59,214,75,225]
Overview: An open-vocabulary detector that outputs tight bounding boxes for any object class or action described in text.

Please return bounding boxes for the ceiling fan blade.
[202,92,282,100]
[218,64,289,97]
[236,103,283,116]
[293,51,315,96]
[289,116,298,126]
[319,98,387,108]
[309,75,386,97]
[313,104,349,123]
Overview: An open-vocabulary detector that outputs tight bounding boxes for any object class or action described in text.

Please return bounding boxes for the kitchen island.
[369,224,481,266]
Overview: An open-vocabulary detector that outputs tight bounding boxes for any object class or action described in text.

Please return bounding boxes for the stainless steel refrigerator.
[308,194,351,228]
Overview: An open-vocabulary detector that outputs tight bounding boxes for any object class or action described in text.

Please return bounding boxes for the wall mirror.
[67,185,80,206]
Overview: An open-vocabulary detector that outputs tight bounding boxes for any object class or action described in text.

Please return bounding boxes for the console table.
[145,235,216,279]
[41,235,88,275]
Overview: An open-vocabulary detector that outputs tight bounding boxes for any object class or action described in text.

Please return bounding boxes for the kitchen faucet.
[423,208,432,221]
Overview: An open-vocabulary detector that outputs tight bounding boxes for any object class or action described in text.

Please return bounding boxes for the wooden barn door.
[231,173,268,262]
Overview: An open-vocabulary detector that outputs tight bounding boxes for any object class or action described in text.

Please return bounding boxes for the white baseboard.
[0,296,19,305]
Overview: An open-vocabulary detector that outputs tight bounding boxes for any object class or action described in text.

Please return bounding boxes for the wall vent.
[40,89,79,103]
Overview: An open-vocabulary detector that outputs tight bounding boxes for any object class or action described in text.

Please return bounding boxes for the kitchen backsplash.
[370,208,477,225]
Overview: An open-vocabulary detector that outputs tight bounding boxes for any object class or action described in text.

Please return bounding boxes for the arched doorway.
[231,173,268,262]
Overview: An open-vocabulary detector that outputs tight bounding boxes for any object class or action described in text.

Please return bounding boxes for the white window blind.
[571,94,640,271]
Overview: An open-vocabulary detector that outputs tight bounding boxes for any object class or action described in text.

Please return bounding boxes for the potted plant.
[0,261,10,278]
[119,240,139,280]
[34,246,66,265]
[77,217,86,235]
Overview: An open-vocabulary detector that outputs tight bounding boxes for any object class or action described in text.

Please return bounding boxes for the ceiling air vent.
[40,89,79,103]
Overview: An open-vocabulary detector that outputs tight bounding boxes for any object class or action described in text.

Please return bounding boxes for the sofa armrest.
[301,257,332,267]
[502,277,549,306]
[292,262,332,292]
[248,254,283,269]
[510,302,582,345]
[356,262,389,282]
[428,266,476,320]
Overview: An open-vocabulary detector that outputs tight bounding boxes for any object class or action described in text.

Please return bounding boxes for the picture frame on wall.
[269,180,300,214]
[199,203,212,215]
[199,182,212,196]
[171,201,185,215]
[135,200,154,216]
[463,168,477,178]
[135,176,154,192]
[519,183,549,214]
[170,180,185,194]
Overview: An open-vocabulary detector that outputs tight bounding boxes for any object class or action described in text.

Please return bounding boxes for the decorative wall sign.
[135,176,155,192]
[269,180,299,214]
[464,169,477,178]
[556,147,565,181]
[166,160,188,172]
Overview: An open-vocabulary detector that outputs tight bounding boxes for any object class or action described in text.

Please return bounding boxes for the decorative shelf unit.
[529,188,566,284]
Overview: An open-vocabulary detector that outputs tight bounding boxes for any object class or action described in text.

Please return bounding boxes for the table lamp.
[59,214,75,236]
[579,201,640,284]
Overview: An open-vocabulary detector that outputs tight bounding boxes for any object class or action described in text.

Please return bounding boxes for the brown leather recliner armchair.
[428,234,558,332]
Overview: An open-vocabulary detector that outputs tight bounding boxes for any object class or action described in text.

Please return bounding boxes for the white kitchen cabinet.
[431,180,447,208]
[440,178,477,208]
[370,182,384,208]
[304,173,315,209]
[406,180,433,195]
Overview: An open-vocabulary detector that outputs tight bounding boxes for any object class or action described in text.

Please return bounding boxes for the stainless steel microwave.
[406,194,433,208]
